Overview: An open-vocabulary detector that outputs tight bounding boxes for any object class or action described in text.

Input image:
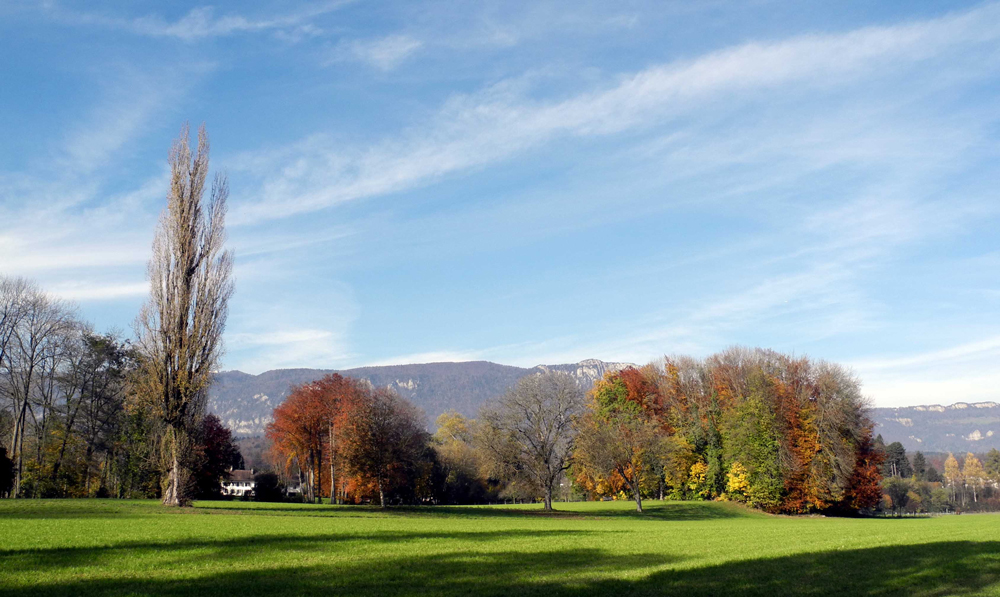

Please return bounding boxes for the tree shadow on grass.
[0,501,167,520]
[0,540,674,597]
[0,529,598,573]
[450,501,752,520]
[4,539,999,597]
[630,540,1000,597]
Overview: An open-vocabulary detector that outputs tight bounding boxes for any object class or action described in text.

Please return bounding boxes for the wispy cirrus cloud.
[226,328,350,374]
[38,1,348,41]
[231,2,1000,225]
[332,34,424,70]
[849,336,1000,406]
[0,65,206,302]
[852,336,1000,373]
[48,281,150,302]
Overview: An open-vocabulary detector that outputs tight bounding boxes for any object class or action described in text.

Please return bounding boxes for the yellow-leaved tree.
[944,453,962,505]
[726,462,751,501]
[963,453,985,503]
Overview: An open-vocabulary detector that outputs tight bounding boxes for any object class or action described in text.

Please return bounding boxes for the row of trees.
[0,275,242,499]
[2,124,240,505]
[0,278,146,498]
[941,450,1000,507]
[478,348,880,514]
[266,371,582,509]
[878,439,1000,513]
[266,348,882,514]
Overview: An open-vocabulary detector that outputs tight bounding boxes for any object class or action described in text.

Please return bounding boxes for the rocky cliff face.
[209,359,634,436]
[871,401,1000,453]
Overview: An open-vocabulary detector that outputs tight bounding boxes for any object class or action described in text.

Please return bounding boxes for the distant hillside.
[872,402,1000,453]
[209,359,632,436]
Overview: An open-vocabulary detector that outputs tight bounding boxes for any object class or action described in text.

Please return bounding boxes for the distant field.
[1,500,999,596]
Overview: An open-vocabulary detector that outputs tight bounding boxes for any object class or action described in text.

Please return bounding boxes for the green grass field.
[1,499,999,596]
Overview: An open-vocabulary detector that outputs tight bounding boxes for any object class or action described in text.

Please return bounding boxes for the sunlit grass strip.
[0,499,997,596]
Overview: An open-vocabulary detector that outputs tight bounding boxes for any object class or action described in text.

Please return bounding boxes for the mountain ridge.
[872,401,1000,454]
[208,359,633,436]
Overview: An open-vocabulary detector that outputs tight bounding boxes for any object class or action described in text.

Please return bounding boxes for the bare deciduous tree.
[477,371,583,511]
[135,124,234,507]
[0,278,75,497]
[0,277,31,369]
[0,277,29,484]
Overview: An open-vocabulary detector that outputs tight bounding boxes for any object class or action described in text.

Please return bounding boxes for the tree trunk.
[11,394,31,498]
[52,394,84,484]
[316,445,323,504]
[378,478,385,509]
[84,445,94,496]
[162,428,188,507]
[329,421,336,505]
[100,451,110,495]
[544,484,553,511]
[162,451,181,506]
[632,481,643,513]
[329,459,336,505]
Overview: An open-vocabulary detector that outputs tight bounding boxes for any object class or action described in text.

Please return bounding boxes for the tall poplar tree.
[135,124,234,507]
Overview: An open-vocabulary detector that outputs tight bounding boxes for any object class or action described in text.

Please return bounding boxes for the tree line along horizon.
[263,349,905,514]
[1,125,996,514]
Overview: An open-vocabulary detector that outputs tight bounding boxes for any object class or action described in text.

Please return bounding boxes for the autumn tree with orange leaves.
[266,374,361,503]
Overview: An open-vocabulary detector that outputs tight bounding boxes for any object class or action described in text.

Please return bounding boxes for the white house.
[222,469,256,497]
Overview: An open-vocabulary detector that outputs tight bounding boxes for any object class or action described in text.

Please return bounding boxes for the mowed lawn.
[1,499,999,596]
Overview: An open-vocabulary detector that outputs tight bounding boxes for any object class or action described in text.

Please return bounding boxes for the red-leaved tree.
[266,374,362,503]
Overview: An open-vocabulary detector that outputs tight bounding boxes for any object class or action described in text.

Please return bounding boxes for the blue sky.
[1,1,998,407]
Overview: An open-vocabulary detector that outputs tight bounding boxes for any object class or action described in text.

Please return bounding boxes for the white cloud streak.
[360,350,488,367]
[853,336,1000,407]
[42,2,348,41]
[0,66,204,308]
[852,336,1000,372]
[48,281,150,301]
[231,2,1000,225]
[337,34,424,70]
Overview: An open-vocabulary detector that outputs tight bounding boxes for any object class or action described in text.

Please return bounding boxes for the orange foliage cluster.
[266,374,362,503]
[267,375,430,506]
